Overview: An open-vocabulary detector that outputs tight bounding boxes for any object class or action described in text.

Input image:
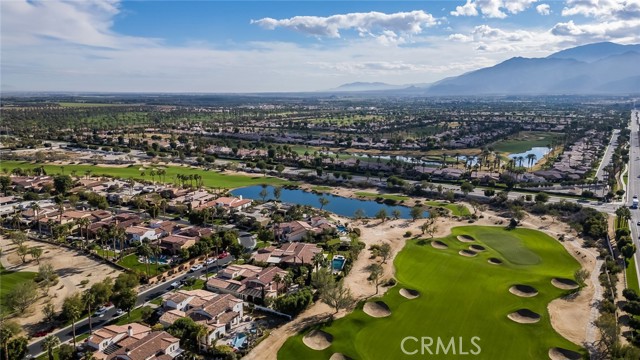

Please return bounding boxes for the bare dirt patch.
[302,329,333,351]
[507,309,541,324]
[509,285,539,298]
[363,301,391,318]
[0,236,122,329]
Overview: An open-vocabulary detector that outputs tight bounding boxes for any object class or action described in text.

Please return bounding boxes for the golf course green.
[278,226,586,360]
[1,160,288,189]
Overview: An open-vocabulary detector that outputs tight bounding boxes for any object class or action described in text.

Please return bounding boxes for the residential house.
[86,323,150,352]
[205,264,288,302]
[252,242,322,267]
[104,331,183,360]
[160,289,244,345]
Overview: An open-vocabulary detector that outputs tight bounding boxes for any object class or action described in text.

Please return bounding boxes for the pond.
[231,186,428,219]
[508,147,551,167]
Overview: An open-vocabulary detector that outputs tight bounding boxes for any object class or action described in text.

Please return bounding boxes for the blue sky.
[2,0,639,92]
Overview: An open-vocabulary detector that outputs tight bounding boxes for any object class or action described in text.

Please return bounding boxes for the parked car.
[93,307,108,317]
[205,258,215,266]
[189,264,203,272]
[217,252,229,259]
[114,309,125,316]
[170,281,181,289]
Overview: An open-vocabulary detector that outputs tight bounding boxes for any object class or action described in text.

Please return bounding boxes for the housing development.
[1,1,640,360]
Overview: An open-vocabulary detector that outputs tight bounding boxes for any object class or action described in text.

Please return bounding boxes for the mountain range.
[331,42,640,95]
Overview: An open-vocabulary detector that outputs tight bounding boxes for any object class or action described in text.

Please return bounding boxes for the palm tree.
[1,321,20,360]
[137,243,153,277]
[42,334,60,360]
[272,273,282,295]
[318,197,329,210]
[76,217,91,249]
[526,153,537,168]
[31,202,42,235]
[312,252,324,272]
[82,290,95,334]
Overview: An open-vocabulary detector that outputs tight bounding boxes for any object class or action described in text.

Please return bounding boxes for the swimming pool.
[231,333,247,349]
[332,255,346,272]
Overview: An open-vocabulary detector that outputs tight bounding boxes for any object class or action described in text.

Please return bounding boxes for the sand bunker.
[548,347,582,360]
[303,330,333,350]
[551,278,579,290]
[507,309,541,324]
[469,244,485,252]
[488,258,502,265]
[329,353,352,360]
[399,288,420,299]
[509,285,539,297]
[363,301,392,318]
[457,235,475,243]
[431,240,448,249]
[459,249,478,257]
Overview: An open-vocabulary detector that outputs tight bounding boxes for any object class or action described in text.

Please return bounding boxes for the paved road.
[624,110,640,289]
[596,129,620,181]
[26,256,234,357]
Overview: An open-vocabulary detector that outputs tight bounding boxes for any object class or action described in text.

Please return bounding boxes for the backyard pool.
[139,255,170,265]
[332,255,346,272]
[231,332,247,349]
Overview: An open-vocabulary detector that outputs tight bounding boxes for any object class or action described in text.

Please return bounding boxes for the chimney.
[127,325,133,337]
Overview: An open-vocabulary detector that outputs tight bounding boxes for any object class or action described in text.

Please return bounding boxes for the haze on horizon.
[1,0,639,93]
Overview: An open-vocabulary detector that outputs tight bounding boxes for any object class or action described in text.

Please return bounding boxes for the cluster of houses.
[86,324,182,360]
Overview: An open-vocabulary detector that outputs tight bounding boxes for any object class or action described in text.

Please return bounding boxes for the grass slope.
[279,226,584,360]
[0,264,37,314]
[491,132,558,154]
[423,201,471,217]
[1,161,288,190]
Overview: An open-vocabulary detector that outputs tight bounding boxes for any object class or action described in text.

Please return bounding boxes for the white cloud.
[536,3,551,15]
[450,0,538,18]
[451,0,479,17]
[251,10,437,39]
[561,0,640,20]
[551,18,640,43]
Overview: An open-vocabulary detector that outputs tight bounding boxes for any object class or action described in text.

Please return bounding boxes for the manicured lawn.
[423,201,471,216]
[279,226,584,360]
[354,192,409,201]
[113,305,153,326]
[0,264,37,314]
[491,132,558,154]
[182,278,205,291]
[117,254,156,275]
[627,257,640,294]
[1,161,288,190]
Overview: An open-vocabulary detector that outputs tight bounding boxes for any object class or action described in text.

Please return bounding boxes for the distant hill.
[425,42,640,95]
[329,82,406,92]
[547,41,640,62]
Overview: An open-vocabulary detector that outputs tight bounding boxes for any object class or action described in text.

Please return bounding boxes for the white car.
[205,258,215,266]
[114,309,125,316]
[189,264,203,272]
[93,307,108,317]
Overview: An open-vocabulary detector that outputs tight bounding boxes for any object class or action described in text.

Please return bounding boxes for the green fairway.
[1,161,288,190]
[0,264,37,314]
[355,192,409,201]
[491,132,558,154]
[279,226,584,360]
[423,201,471,216]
